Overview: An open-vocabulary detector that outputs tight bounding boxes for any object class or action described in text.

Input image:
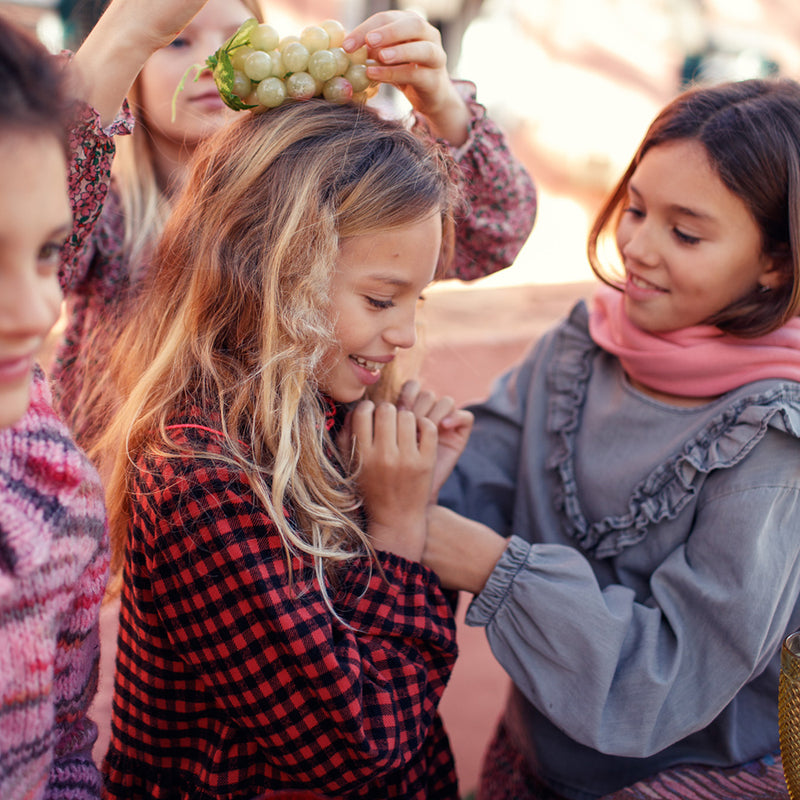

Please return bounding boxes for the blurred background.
[4,1,800,795]
[3,0,800,292]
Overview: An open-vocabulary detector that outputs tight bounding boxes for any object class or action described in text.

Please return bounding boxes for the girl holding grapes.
[50,2,536,454]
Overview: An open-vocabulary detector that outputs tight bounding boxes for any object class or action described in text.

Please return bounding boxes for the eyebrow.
[52,221,73,241]
[628,185,715,222]
[366,273,414,288]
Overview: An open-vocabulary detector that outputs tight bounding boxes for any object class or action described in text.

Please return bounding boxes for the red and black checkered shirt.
[102,414,459,800]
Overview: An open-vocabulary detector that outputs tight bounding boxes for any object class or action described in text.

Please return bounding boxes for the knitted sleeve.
[0,371,109,800]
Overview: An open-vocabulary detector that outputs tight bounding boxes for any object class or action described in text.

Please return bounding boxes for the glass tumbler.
[780,630,800,797]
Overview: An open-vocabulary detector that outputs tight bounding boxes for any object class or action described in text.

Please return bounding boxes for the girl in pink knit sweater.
[0,3,215,798]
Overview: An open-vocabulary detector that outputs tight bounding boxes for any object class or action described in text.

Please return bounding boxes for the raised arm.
[70,0,211,126]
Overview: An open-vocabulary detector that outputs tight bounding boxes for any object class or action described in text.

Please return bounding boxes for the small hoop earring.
[758,284,771,294]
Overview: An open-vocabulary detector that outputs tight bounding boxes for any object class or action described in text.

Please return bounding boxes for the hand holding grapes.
[342,10,471,146]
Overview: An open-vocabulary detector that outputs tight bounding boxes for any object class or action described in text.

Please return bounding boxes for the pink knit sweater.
[0,368,109,799]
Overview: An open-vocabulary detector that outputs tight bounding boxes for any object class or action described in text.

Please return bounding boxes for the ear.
[758,251,792,291]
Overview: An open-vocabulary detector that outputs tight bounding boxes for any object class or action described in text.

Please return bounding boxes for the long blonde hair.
[113,0,267,271]
[98,99,458,598]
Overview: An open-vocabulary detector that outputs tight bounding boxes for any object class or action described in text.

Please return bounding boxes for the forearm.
[433,81,537,281]
[423,504,508,594]
[70,0,208,126]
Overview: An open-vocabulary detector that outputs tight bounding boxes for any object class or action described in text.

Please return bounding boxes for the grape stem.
[171,62,209,123]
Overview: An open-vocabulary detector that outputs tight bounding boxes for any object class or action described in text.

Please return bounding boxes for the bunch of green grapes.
[207,18,379,111]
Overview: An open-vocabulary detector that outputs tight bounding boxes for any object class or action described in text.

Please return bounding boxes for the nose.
[0,268,61,341]
[620,217,659,270]
[383,307,417,350]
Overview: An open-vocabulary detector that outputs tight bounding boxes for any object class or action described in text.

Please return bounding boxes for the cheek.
[41,275,63,331]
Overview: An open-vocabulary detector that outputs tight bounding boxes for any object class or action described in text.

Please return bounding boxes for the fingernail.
[380,47,396,61]
[342,37,354,50]
[366,32,382,45]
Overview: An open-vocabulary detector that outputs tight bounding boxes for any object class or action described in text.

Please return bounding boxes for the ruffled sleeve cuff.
[465,534,532,626]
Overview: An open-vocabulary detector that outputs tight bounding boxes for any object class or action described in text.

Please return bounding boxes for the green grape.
[205,17,378,112]
[348,45,368,65]
[322,76,353,104]
[308,49,338,82]
[329,47,350,76]
[282,41,310,73]
[244,50,272,82]
[278,35,300,51]
[231,69,253,99]
[268,49,285,77]
[250,23,279,52]
[230,44,255,72]
[344,63,370,93]
[286,71,317,100]
[300,25,329,53]
[320,19,346,49]
[256,77,287,108]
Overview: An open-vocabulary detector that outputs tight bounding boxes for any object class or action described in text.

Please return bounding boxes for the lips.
[627,271,667,292]
[0,352,34,383]
[349,355,390,374]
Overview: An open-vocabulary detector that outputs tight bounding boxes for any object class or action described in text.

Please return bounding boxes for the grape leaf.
[205,17,259,111]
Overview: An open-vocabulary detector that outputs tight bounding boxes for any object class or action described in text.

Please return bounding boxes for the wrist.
[465,531,508,595]
[421,83,470,147]
[368,518,426,563]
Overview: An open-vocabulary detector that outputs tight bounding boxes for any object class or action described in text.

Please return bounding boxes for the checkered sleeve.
[125,441,457,794]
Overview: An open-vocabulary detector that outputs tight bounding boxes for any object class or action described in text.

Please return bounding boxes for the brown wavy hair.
[0,15,73,152]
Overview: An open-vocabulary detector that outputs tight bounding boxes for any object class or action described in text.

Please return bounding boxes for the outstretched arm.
[343,10,537,281]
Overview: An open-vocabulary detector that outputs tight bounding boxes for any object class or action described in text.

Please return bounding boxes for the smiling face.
[0,131,69,428]
[319,214,442,404]
[616,139,780,333]
[138,0,252,149]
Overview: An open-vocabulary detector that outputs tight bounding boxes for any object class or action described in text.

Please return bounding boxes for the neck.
[151,137,194,197]
[627,375,718,407]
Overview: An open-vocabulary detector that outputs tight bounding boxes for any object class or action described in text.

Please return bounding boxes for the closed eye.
[366,296,394,310]
[168,36,191,50]
[674,228,701,245]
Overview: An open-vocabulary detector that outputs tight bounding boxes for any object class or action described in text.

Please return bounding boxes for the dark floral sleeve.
[419,80,537,282]
[59,101,134,293]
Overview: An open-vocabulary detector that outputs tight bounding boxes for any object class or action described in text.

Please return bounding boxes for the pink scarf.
[588,286,800,397]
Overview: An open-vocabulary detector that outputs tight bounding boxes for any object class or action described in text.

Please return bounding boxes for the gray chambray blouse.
[440,300,800,800]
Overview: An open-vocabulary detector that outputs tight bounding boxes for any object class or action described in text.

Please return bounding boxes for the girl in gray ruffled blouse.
[416,77,800,800]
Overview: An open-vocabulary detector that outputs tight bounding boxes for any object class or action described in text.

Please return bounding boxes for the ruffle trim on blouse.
[546,302,800,559]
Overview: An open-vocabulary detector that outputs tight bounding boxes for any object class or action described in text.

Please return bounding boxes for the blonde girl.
[99,98,471,800]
